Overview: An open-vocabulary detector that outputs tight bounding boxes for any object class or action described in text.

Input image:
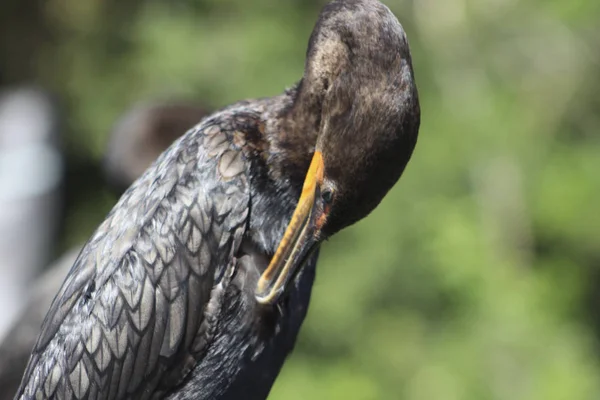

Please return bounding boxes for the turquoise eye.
[322,189,334,204]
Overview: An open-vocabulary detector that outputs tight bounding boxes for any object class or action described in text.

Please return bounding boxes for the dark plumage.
[15,1,420,399]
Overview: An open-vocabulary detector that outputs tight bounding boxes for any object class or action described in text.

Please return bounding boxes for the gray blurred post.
[0,88,62,339]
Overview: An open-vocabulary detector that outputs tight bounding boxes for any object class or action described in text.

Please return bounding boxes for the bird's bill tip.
[255,151,325,305]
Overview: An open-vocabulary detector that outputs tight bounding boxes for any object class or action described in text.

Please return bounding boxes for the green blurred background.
[1,0,599,398]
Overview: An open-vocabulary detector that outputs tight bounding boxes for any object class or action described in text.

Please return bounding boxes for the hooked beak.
[255,151,325,305]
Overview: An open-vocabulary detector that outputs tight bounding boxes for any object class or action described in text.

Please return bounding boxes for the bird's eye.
[322,189,334,204]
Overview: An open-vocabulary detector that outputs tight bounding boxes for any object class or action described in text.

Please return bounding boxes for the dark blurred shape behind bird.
[103,101,210,195]
[0,101,209,400]
[16,1,420,399]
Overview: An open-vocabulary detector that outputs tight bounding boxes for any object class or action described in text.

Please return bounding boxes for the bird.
[0,101,210,400]
[15,1,420,399]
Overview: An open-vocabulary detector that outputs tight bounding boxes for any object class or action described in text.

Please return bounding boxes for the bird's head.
[256,0,420,304]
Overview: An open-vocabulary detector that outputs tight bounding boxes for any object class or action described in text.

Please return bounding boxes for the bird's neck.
[242,84,321,256]
[264,80,321,186]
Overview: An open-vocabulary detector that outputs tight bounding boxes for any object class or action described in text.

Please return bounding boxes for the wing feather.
[16,114,253,400]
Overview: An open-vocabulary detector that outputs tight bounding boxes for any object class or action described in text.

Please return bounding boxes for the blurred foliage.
[2,0,599,398]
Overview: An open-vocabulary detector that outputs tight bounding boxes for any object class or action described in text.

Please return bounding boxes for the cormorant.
[16,1,420,399]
